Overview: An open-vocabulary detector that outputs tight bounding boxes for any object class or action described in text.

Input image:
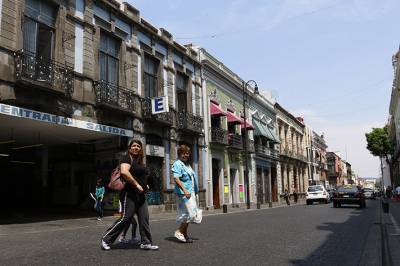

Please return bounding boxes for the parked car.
[332,185,366,208]
[306,185,329,205]
[363,188,375,199]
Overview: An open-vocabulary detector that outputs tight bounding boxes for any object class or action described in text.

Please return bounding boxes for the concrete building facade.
[0,0,205,215]
[275,103,308,196]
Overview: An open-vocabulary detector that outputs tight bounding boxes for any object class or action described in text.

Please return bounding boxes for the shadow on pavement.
[111,243,141,250]
[289,202,376,266]
[0,208,115,225]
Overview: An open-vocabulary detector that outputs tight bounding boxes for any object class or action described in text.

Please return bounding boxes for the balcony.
[14,50,74,97]
[295,153,307,162]
[228,133,243,150]
[142,98,173,126]
[93,80,139,112]
[255,145,279,160]
[177,111,203,134]
[211,127,228,145]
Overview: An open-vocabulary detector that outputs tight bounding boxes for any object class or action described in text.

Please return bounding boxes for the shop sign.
[151,96,169,114]
[0,103,133,137]
[146,145,165,157]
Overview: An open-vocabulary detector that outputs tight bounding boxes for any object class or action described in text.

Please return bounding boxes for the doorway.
[146,156,163,205]
[212,158,221,209]
[271,167,278,202]
[230,168,237,205]
[256,167,263,204]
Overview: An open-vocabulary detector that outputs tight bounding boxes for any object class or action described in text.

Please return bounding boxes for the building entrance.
[146,156,163,205]
[212,158,221,209]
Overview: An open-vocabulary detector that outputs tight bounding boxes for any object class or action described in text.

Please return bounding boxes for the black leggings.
[102,191,152,245]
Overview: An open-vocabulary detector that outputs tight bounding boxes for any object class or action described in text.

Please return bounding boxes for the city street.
[0,201,381,266]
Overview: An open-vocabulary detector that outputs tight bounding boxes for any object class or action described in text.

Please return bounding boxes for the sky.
[128,0,398,178]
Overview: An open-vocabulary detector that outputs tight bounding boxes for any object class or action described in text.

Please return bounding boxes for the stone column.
[288,164,293,194]
[267,166,272,207]
[277,162,282,202]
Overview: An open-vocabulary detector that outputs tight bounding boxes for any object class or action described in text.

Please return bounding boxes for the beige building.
[275,103,308,196]
[0,0,205,215]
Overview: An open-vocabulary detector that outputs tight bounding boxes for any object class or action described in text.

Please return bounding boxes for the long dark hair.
[127,139,144,165]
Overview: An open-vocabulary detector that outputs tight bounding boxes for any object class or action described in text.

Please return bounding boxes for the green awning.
[253,119,281,144]
[253,119,273,141]
[265,125,281,144]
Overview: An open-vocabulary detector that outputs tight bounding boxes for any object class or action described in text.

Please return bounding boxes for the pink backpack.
[108,167,126,191]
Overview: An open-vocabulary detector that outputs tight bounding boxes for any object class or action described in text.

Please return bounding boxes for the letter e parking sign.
[151,96,169,114]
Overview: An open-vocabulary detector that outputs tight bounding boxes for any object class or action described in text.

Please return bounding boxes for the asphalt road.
[0,200,380,266]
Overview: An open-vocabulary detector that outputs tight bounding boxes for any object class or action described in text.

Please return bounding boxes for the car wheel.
[324,199,328,204]
[306,200,311,205]
[338,203,341,208]
[333,202,337,208]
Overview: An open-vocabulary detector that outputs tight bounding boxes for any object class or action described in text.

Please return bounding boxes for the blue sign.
[151,96,169,114]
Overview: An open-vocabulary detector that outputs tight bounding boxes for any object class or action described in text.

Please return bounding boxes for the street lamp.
[243,80,259,209]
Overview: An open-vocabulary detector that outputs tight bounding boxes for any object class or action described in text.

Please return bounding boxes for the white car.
[363,188,375,199]
[306,185,329,205]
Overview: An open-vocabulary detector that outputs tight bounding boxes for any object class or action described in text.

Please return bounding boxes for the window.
[99,32,120,84]
[144,56,158,98]
[228,123,236,134]
[23,0,56,60]
[176,72,187,112]
[211,116,221,128]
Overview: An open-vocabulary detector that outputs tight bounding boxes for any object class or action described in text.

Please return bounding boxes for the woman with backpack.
[101,139,158,251]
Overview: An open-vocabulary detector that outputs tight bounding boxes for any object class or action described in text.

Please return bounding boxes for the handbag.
[182,162,202,224]
[108,156,132,191]
[108,167,125,191]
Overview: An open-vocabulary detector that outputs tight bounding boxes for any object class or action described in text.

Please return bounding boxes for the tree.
[365,125,394,185]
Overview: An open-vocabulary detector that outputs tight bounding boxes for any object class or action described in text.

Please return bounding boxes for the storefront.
[0,103,133,216]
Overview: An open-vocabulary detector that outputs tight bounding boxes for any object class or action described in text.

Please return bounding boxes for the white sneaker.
[140,243,159,250]
[101,240,111,251]
[174,231,186,243]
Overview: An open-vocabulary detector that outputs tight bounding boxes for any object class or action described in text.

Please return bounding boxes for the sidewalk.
[384,199,400,265]
[0,199,305,236]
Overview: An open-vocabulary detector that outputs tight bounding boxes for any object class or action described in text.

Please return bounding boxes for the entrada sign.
[0,103,133,137]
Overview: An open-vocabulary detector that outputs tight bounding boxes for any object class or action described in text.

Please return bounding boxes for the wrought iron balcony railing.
[14,50,74,97]
[255,145,279,160]
[228,133,243,150]
[141,98,173,126]
[177,111,203,134]
[211,127,228,145]
[93,80,138,111]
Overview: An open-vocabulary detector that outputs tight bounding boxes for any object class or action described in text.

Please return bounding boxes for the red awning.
[241,118,254,130]
[226,111,242,124]
[210,102,227,116]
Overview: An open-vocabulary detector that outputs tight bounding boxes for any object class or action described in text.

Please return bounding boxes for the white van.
[306,185,329,205]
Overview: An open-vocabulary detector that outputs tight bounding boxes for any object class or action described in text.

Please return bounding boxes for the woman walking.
[172,144,201,243]
[94,179,105,220]
[101,139,158,251]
